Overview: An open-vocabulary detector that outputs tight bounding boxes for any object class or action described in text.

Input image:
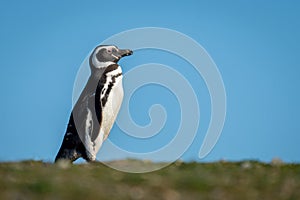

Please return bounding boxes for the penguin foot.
[55,148,82,163]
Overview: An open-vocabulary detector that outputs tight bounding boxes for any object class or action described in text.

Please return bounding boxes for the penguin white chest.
[100,72,123,140]
[84,69,123,161]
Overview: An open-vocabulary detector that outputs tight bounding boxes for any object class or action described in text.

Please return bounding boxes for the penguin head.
[89,45,133,69]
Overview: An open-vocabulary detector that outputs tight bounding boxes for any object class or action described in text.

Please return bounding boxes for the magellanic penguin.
[55,45,133,163]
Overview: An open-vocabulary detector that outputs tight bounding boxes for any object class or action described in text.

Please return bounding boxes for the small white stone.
[241,161,252,169]
[271,157,284,166]
[56,159,71,169]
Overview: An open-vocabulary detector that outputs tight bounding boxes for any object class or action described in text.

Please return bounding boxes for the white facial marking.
[93,61,115,69]
[111,54,119,60]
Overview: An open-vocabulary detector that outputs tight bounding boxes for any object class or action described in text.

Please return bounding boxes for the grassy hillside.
[0,160,299,200]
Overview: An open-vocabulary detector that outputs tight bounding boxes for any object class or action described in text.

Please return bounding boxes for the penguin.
[55,45,133,163]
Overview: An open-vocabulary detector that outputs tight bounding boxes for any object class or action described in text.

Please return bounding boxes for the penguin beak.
[119,49,133,57]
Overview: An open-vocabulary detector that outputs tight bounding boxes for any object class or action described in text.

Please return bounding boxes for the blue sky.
[0,1,299,163]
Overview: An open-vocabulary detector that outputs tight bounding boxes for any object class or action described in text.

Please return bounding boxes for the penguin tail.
[55,131,86,163]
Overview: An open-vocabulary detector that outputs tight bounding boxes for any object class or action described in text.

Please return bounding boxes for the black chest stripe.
[94,72,122,125]
[101,72,122,107]
[104,64,119,73]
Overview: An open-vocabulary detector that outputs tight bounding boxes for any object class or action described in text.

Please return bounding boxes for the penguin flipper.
[79,105,103,161]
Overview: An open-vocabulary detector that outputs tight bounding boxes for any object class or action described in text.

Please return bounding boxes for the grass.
[0,160,299,200]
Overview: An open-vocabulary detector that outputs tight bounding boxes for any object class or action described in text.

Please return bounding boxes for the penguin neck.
[91,63,121,79]
[91,68,106,80]
[86,64,122,93]
[103,64,122,77]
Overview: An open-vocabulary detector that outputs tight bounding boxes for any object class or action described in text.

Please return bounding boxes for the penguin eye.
[107,49,112,53]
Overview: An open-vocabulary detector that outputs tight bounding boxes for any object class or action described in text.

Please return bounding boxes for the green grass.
[0,160,299,200]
